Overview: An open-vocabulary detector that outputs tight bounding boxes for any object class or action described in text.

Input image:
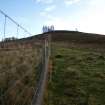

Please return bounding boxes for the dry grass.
[0,48,42,105]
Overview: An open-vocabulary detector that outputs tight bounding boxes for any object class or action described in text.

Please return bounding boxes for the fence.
[0,9,32,41]
[32,37,50,105]
[0,9,50,105]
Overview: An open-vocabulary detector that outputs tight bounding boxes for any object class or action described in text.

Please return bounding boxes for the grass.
[0,48,42,105]
[46,42,105,105]
[1,35,105,105]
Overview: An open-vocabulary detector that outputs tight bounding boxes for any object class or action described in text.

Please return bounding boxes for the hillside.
[44,31,105,105]
[0,31,105,47]
[0,30,105,105]
[46,43,105,105]
[50,31,105,43]
[1,30,105,49]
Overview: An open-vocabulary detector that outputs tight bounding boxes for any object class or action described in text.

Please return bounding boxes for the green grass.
[0,48,42,105]
[47,43,105,105]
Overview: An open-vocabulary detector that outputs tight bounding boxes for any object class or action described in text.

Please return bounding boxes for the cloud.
[43,15,77,30]
[40,0,105,34]
[44,5,56,12]
[66,0,105,34]
[64,0,81,5]
[36,0,53,4]
[60,0,105,34]
[40,5,56,18]
[44,17,66,29]
[80,0,105,34]
[40,11,54,21]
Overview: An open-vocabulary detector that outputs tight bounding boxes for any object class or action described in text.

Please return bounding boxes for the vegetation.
[0,48,42,105]
[46,42,105,105]
[1,31,105,105]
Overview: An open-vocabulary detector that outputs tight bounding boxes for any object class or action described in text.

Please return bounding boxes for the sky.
[0,0,105,38]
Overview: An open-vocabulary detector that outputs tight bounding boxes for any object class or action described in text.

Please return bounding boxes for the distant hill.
[30,30,105,44]
[0,30,105,49]
[49,30,105,44]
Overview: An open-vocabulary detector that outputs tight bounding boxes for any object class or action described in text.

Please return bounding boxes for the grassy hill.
[45,43,105,105]
[0,30,105,49]
[51,30,105,43]
[44,31,105,105]
[0,36,43,105]
[0,30,105,105]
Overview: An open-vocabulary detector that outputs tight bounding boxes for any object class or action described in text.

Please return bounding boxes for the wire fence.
[0,9,48,105]
[0,47,44,105]
[0,9,50,105]
[0,9,32,41]
[32,35,50,105]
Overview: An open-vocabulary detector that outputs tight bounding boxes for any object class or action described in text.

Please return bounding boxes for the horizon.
[0,0,105,38]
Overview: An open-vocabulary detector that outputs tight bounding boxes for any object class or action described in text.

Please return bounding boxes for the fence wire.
[0,9,32,41]
[0,9,43,105]
[0,9,50,105]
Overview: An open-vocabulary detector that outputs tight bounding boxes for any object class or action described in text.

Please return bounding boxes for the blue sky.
[0,0,105,38]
